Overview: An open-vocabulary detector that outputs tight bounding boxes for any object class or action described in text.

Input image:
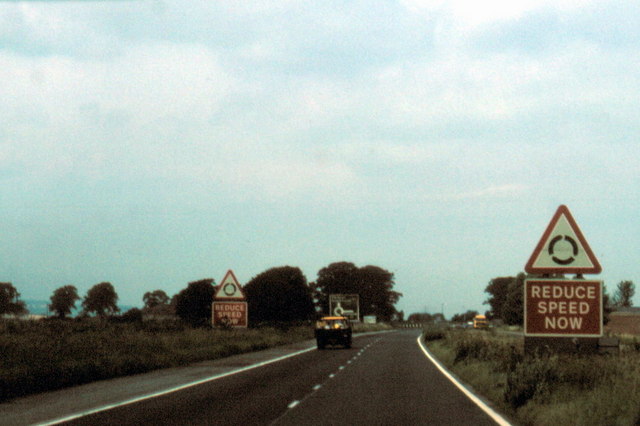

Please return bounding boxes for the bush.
[504,355,558,408]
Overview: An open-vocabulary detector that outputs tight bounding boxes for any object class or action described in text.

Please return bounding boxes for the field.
[424,327,640,425]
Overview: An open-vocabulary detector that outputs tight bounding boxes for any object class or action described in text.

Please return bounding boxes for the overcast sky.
[2,0,639,317]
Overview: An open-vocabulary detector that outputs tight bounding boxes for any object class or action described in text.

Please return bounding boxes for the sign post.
[523,205,603,353]
[212,270,248,328]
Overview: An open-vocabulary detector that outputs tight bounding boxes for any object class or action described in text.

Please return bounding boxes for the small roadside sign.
[525,205,601,275]
[329,294,359,322]
[212,302,248,328]
[214,270,246,300]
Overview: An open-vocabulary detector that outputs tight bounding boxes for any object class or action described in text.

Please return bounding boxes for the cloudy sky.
[2,0,639,317]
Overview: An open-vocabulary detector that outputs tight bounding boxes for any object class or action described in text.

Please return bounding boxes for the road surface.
[75,331,502,425]
[0,330,509,425]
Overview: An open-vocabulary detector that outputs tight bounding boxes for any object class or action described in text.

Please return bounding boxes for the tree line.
[0,261,402,326]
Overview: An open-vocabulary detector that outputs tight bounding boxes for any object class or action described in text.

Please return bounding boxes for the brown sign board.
[525,279,602,337]
[212,302,248,328]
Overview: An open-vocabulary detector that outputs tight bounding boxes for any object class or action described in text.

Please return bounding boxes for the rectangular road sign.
[329,294,360,322]
[525,279,602,337]
[212,302,248,328]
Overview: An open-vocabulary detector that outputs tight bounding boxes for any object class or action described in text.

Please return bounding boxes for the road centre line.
[38,346,317,426]
[416,336,512,426]
[287,400,300,409]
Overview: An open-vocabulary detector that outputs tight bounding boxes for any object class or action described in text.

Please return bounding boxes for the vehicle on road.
[315,316,352,349]
[473,314,488,329]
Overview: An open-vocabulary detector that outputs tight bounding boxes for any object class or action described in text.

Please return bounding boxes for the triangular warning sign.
[214,270,246,300]
[525,205,601,274]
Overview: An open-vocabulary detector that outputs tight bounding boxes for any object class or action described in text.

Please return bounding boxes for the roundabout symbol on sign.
[223,283,236,296]
[548,235,578,265]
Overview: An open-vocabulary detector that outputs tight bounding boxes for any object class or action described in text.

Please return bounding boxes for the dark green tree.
[0,282,27,315]
[175,279,215,327]
[82,282,119,317]
[603,283,612,325]
[612,280,635,308]
[407,312,435,322]
[313,262,402,322]
[484,276,513,320]
[244,266,314,324]
[451,310,479,323]
[49,285,80,318]
[143,290,170,309]
[502,273,525,326]
[142,289,173,315]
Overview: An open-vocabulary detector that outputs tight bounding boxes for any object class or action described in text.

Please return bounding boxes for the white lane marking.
[287,400,300,409]
[38,346,317,426]
[338,366,345,370]
[329,373,335,378]
[313,384,322,391]
[416,336,512,426]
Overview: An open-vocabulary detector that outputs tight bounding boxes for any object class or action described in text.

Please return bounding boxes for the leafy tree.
[0,282,27,315]
[313,262,402,322]
[175,279,215,327]
[82,282,120,317]
[612,280,635,308]
[408,313,431,322]
[603,283,612,325]
[484,276,513,320]
[244,266,315,323]
[502,273,525,326]
[143,290,170,309]
[142,289,173,315]
[451,310,479,323]
[49,285,80,318]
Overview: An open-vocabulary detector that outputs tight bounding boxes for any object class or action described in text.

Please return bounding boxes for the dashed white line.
[287,400,300,409]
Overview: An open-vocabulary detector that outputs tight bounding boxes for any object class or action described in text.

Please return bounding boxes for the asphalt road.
[51,330,504,426]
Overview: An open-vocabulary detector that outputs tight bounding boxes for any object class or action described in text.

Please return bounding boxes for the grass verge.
[423,327,640,425]
[0,319,313,402]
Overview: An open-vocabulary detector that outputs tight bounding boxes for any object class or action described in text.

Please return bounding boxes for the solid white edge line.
[38,346,317,426]
[416,336,512,426]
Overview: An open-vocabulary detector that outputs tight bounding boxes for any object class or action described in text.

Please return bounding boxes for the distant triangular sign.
[214,270,246,300]
[525,205,601,274]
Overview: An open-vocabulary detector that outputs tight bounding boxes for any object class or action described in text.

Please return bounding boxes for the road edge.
[416,335,513,426]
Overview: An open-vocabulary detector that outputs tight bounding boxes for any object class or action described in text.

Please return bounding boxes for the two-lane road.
[59,330,504,425]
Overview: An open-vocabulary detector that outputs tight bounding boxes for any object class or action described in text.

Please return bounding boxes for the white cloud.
[400,0,597,26]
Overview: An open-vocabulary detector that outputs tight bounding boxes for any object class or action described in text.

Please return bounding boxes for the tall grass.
[424,327,640,425]
[0,319,313,402]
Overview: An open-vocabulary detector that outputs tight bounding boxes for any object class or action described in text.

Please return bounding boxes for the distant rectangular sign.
[329,294,359,322]
[212,302,248,328]
[525,279,602,337]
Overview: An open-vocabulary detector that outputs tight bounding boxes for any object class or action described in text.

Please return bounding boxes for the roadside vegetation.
[1,262,406,402]
[0,318,313,402]
[424,327,640,425]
